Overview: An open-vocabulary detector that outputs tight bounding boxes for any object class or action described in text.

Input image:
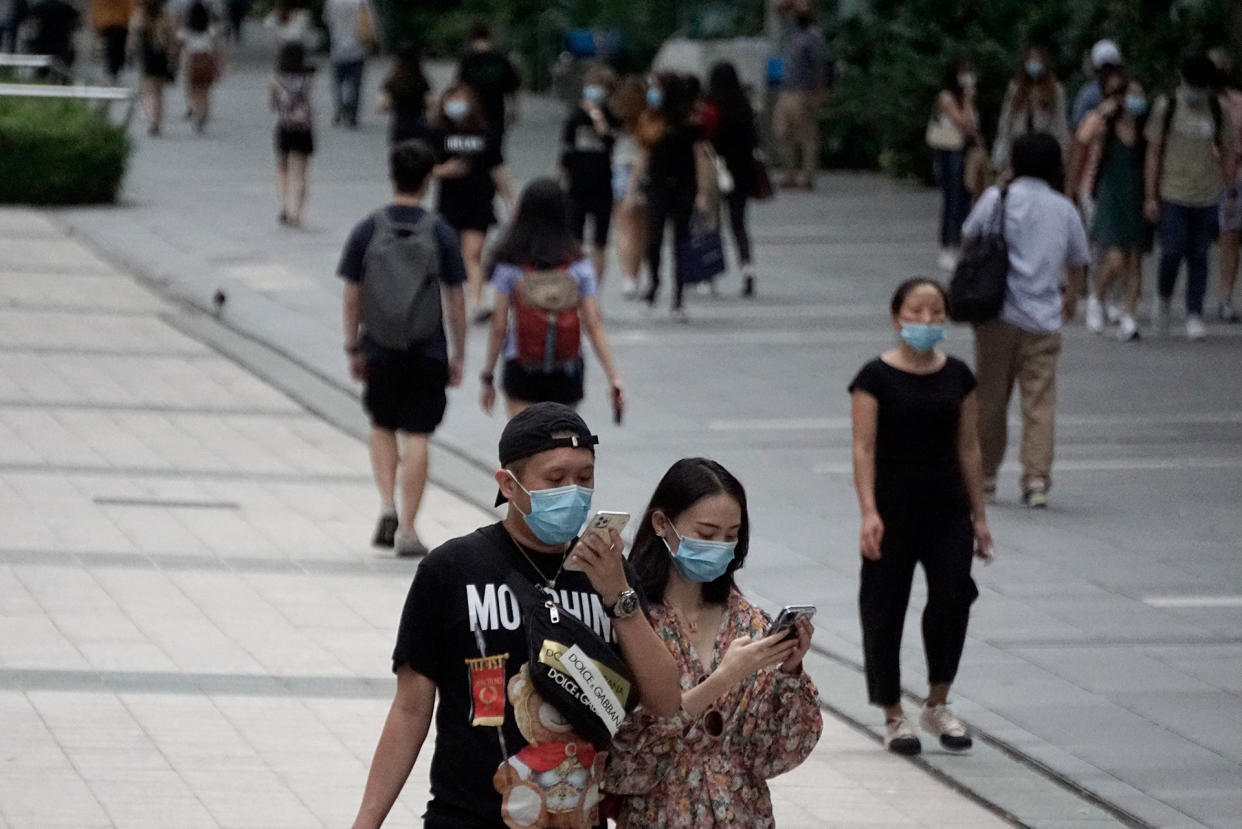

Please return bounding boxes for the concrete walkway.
[0,208,1017,827]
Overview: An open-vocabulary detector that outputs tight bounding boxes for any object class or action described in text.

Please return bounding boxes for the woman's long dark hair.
[707,61,754,125]
[186,0,211,33]
[385,44,430,107]
[629,458,751,606]
[490,178,581,269]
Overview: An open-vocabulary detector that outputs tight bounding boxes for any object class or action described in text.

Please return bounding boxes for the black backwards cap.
[495,402,599,506]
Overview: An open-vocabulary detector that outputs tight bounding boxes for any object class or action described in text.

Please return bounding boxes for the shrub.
[0,97,132,205]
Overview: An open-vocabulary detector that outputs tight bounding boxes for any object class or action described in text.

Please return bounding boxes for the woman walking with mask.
[849,278,993,755]
[604,457,822,827]
[931,59,982,271]
[430,82,515,322]
[992,46,1068,171]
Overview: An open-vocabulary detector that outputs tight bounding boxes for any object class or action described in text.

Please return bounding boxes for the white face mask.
[444,99,469,122]
[957,72,976,91]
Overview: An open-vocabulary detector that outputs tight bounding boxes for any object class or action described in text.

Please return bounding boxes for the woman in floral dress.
[604,457,822,828]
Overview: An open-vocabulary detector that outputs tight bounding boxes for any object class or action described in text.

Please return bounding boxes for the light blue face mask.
[584,85,606,103]
[1025,59,1045,78]
[900,322,947,353]
[1124,94,1148,117]
[507,470,593,545]
[646,88,663,109]
[663,525,736,583]
[444,99,469,121]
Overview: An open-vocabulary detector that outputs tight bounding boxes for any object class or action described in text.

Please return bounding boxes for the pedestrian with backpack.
[269,41,315,227]
[962,133,1088,508]
[338,140,468,558]
[1144,53,1240,340]
[479,178,624,420]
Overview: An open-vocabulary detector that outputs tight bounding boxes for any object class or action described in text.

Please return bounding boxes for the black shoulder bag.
[507,570,638,749]
[949,189,1009,323]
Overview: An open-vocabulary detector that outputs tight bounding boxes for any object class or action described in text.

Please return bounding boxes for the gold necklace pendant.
[506,530,567,589]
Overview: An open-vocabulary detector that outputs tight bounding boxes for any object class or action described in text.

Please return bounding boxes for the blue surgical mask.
[444,99,469,121]
[1124,94,1147,117]
[646,88,663,109]
[663,525,736,583]
[507,470,592,545]
[584,85,606,103]
[1025,59,1045,79]
[900,322,947,353]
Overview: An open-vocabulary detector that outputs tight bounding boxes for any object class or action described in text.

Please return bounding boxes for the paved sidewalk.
[0,208,1017,827]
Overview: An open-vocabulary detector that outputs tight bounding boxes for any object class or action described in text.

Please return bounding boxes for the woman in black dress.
[849,278,993,756]
[380,44,431,145]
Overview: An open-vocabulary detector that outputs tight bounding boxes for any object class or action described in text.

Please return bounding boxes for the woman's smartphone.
[768,605,816,639]
[565,511,630,570]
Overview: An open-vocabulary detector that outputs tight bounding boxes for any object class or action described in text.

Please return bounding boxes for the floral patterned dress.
[603,589,823,828]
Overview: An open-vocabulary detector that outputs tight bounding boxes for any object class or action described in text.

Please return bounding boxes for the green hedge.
[0,98,132,205]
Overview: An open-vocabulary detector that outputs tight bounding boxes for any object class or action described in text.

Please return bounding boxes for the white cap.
[1091,40,1122,69]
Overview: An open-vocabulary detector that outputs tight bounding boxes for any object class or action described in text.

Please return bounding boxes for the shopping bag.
[675,213,726,285]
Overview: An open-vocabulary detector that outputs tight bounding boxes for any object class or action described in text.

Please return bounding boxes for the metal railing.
[0,54,136,126]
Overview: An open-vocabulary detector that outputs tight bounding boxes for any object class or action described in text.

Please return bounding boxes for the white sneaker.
[920,704,973,751]
[1085,295,1105,333]
[1186,315,1206,341]
[1155,299,1171,336]
[1105,301,1123,325]
[937,248,957,271]
[1117,315,1140,342]
[883,715,922,755]
[621,275,639,299]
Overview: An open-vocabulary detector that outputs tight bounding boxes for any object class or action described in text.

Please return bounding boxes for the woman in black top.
[380,44,432,145]
[638,72,709,319]
[707,62,761,297]
[430,82,515,321]
[849,278,993,757]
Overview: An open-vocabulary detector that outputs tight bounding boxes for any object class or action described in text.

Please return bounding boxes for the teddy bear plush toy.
[493,664,605,829]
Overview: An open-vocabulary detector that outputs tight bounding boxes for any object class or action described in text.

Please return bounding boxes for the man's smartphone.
[611,386,624,425]
[566,511,630,570]
[768,605,816,639]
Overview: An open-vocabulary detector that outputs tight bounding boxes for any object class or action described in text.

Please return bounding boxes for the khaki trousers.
[772,89,819,182]
[972,320,1062,493]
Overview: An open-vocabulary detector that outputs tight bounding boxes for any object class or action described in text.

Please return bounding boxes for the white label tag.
[559,644,626,737]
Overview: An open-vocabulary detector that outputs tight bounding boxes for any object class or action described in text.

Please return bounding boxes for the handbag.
[507,570,637,749]
[675,212,727,285]
[714,155,735,195]
[925,114,965,151]
[751,148,774,201]
[948,189,1009,323]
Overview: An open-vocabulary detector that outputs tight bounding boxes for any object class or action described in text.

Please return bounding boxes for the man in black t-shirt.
[351,404,680,829]
[457,20,521,145]
[339,140,468,558]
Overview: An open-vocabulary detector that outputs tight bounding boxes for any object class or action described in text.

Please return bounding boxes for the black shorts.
[439,198,496,233]
[502,359,584,406]
[363,348,450,434]
[568,192,612,248]
[275,125,315,157]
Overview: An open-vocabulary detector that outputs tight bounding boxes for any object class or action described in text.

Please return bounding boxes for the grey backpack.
[361,209,442,350]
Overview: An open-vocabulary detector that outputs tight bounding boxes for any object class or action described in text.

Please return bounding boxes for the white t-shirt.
[323,0,369,63]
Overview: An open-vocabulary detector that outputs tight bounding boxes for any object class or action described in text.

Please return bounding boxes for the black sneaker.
[920,704,973,752]
[883,716,922,755]
[741,275,755,298]
[372,513,398,548]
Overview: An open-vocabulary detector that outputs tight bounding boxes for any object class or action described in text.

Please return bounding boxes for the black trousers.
[644,188,693,309]
[859,502,978,706]
[725,189,752,264]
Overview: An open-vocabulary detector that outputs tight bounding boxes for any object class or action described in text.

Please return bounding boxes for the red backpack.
[512,266,582,370]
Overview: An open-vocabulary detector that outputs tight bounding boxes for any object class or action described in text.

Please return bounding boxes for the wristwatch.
[607,588,640,619]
